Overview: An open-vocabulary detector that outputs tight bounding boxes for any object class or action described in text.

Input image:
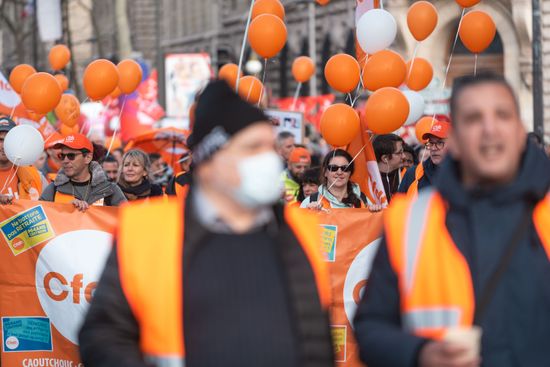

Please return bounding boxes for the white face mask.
[233,151,284,208]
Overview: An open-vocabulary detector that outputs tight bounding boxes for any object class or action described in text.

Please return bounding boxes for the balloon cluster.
[317,0,496,147]
[8,45,144,140]
[219,0,288,104]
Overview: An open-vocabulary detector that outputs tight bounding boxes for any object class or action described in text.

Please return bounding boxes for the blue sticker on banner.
[2,317,52,352]
[320,224,338,262]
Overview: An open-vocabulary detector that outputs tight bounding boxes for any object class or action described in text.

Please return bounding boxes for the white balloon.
[4,125,45,166]
[403,90,425,126]
[357,9,397,54]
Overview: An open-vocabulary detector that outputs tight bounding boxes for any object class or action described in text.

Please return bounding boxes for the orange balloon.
[292,56,315,83]
[248,14,287,59]
[117,59,143,94]
[83,59,119,101]
[218,63,243,89]
[59,123,79,137]
[406,58,433,91]
[459,11,496,54]
[49,45,71,71]
[9,64,36,94]
[407,1,438,42]
[26,111,45,122]
[455,0,480,7]
[316,0,330,4]
[54,74,69,91]
[110,86,122,98]
[320,104,360,147]
[105,135,122,151]
[415,116,437,142]
[324,54,361,93]
[55,94,80,128]
[364,87,409,134]
[362,50,407,91]
[252,0,285,20]
[237,76,264,104]
[21,72,62,114]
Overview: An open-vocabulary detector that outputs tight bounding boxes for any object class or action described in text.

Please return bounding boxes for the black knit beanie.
[188,79,269,164]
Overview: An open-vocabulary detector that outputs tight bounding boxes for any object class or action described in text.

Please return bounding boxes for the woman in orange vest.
[117,149,163,201]
[354,73,550,367]
[79,80,334,367]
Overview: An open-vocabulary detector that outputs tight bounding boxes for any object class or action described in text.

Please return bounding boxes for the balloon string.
[291,83,302,111]
[257,58,268,108]
[380,0,384,10]
[236,0,256,92]
[442,8,465,89]
[106,96,127,157]
[407,41,420,84]
[429,7,465,125]
[474,54,478,76]
[9,105,16,119]
[0,161,19,195]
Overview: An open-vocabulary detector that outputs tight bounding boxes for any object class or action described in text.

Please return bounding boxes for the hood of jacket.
[435,139,550,208]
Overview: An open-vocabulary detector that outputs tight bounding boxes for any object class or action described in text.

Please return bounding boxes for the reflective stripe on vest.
[117,186,329,365]
[406,163,425,199]
[145,355,185,367]
[386,190,550,339]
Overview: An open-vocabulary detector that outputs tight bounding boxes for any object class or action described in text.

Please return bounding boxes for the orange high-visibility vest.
[54,191,105,206]
[406,163,425,199]
[15,166,42,200]
[117,188,331,366]
[174,172,188,200]
[385,190,550,340]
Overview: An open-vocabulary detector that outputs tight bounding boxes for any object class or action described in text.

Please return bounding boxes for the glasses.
[425,140,446,151]
[327,164,352,173]
[58,152,84,161]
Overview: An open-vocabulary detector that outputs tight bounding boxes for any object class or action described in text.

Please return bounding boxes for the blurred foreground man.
[354,73,550,367]
[79,80,334,367]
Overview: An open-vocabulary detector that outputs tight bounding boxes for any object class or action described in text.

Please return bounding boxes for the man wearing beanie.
[282,146,312,202]
[80,80,334,367]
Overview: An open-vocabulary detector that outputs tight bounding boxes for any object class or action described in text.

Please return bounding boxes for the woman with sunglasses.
[301,149,380,210]
[117,150,164,201]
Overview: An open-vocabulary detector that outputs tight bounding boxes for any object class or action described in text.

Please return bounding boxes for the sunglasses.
[327,164,352,173]
[58,152,84,161]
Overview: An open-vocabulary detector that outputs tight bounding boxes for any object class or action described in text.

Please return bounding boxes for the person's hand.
[368,204,383,212]
[71,199,90,212]
[419,341,480,367]
[0,195,13,205]
[306,201,323,211]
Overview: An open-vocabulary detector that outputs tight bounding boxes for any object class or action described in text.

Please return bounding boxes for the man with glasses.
[398,120,450,198]
[40,133,126,210]
[374,134,406,203]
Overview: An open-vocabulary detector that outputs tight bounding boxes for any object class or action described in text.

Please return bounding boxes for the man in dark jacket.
[354,73,550,367]
[40,133,126,209]
[79,80,334,367]
[398,120,450,196]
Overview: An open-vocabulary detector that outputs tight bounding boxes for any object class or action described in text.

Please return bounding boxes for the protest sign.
[0,200,117,367]
[316,209,384,367]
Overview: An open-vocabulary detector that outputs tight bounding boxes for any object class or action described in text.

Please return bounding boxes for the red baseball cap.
[44,132,65,150]
[54,133,94,153]
[288,147,311,164]
[423,121,451,140]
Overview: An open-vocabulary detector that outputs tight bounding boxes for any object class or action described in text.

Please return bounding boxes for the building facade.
[0,0,548,138]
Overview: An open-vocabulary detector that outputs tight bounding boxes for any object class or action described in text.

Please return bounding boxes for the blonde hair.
[117,149,151,186]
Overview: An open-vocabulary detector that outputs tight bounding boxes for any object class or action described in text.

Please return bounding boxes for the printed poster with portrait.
[165,53,213,128]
